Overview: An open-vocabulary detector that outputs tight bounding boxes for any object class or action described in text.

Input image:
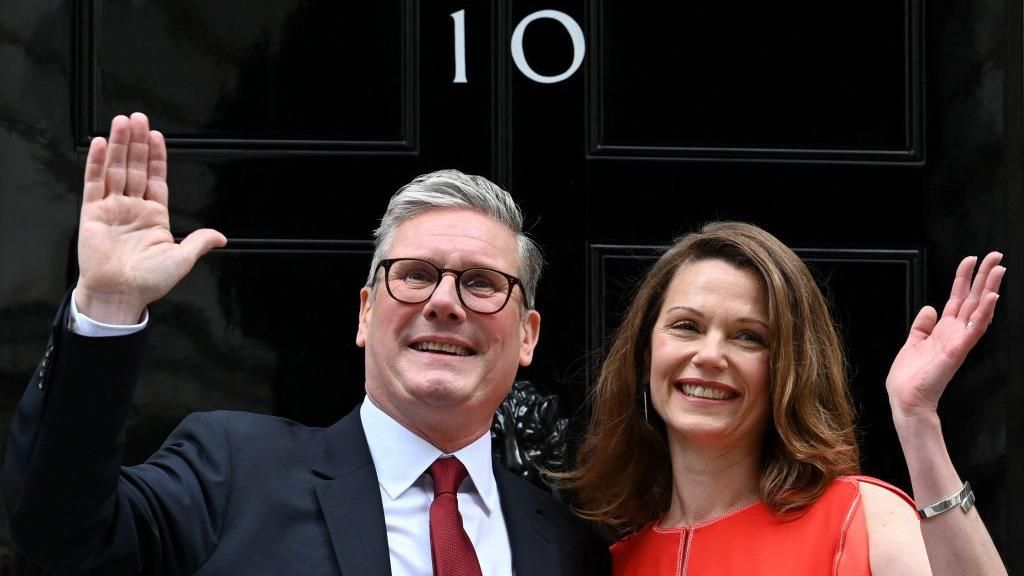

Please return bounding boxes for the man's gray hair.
[366,169,543,309]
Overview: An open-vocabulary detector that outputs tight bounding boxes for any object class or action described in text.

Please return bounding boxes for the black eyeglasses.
[375,258,527,314]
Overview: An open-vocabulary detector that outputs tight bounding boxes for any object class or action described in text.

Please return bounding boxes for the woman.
[569,222,1006,575]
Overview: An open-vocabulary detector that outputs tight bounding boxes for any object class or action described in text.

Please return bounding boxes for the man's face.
[357,208,541,447]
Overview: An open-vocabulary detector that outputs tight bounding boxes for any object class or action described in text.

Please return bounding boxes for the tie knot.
[428,457,468,496]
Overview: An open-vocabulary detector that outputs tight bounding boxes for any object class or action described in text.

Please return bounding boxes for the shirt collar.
[360,396,499,514]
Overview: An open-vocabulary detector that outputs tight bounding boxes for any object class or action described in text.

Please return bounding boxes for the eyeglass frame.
[372,257,530,314]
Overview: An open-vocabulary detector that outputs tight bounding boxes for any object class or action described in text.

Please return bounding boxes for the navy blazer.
[2,296,609,575]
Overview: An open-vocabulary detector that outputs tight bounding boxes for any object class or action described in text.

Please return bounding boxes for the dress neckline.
[652,499,763,532]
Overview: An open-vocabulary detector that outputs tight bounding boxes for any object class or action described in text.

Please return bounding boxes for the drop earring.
[642,387,650,423]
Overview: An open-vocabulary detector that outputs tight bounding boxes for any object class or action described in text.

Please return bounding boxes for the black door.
[1,0,1020,568]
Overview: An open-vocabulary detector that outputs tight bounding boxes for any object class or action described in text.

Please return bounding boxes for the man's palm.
[76,113,225,323]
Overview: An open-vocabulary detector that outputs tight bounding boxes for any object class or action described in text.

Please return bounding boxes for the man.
[2,113,610,575]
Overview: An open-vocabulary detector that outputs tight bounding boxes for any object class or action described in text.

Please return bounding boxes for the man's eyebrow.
[396,256,510,271]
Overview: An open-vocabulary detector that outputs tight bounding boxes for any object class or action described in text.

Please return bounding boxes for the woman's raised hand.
[886,252,1005,418]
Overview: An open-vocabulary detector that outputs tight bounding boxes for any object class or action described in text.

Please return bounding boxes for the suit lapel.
[312,409,392,576]
[494,464,560,575]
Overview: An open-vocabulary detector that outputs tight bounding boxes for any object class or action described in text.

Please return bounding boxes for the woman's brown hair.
[566,222,860,535]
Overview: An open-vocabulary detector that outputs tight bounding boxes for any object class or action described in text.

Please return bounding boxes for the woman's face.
[648,258,771,449]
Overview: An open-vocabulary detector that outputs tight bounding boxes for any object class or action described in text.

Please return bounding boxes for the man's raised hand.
[75,113,226,324]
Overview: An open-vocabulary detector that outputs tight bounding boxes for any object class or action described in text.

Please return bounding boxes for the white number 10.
[450,9,586,85]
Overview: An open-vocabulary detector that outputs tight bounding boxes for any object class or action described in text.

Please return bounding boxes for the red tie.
[427,457,483,576]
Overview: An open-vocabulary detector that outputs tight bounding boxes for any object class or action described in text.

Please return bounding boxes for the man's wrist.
[74,286,146,325]
[70,287,148,337]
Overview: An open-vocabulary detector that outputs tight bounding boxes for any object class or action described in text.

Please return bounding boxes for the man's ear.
[518,309,541,366]
[356,287,373,348]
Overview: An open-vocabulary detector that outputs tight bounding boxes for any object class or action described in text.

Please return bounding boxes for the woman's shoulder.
[789,475,913,531]
[846,475,930,574]
[844,474,916,508]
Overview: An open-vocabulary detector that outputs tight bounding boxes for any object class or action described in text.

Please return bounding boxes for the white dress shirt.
[360,397,513,576]
[68,289,515,576]
[68,288,149,336]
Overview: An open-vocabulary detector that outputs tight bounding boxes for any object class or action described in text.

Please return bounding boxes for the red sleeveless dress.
[611,476,914,576]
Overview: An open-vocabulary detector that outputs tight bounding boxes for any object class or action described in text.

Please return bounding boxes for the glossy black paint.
[0,0,1020,570]
[591,2,918,159]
